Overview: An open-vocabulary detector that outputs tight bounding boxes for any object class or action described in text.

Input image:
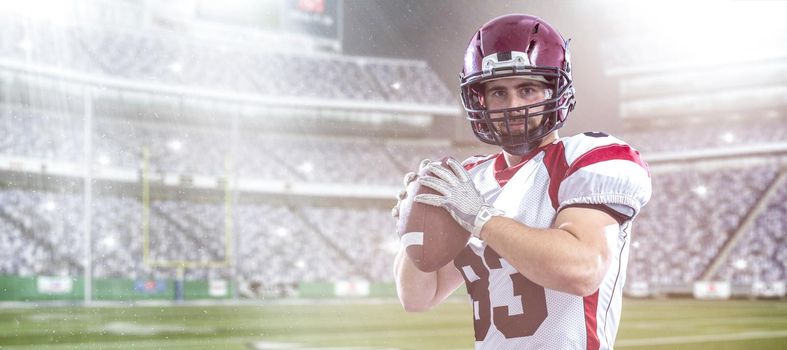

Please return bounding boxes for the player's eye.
[520,87,539,98]
[490,89,506,99]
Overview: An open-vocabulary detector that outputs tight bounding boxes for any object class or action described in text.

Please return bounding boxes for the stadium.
[0,0,785,349]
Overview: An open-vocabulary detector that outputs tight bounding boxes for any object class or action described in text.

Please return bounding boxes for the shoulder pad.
[562,132,629,166]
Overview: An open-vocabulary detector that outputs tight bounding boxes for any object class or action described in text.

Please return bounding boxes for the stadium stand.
[0,11,785,299]
[0,15,452,105]
[620,117,787,154]
[626,164,781,289]
[1,97,785,289]
[0,107,83,163]
[713,174,787,284]
[0,189,395,283]
[0,190,83,277]
[2,159,785,289]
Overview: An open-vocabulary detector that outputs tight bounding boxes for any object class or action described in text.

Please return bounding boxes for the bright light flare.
[43,200,56,211]
[0,1,73,22]
[167,139,183,152]
[733,258,748,271]
[602,0,787,70]
[97,155,111,165]
[297,162,313,174]
[720,132,735,143]
[169,62,183,74]
[693,185,708,197]
[16,39,32,52]
[102,236,117,249]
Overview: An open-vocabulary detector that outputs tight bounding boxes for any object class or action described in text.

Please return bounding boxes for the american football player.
[392,14,652,350]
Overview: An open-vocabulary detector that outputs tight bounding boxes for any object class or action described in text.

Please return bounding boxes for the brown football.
[396,159,471,272]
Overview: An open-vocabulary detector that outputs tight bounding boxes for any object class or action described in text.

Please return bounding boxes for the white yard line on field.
[616,330,787,347]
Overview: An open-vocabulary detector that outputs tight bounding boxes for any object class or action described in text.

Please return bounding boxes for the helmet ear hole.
[470,84,486,108]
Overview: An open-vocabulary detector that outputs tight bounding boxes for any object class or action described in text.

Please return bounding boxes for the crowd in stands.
[0,108,84,163]
[619,117,787,154]
[1,161,784,291]
[0,190,83,277]
[0,106,409,186]
[3,106,785,183]
[1,106,786,290]
[0,12,785,297]
[626,164,781,289]
[714,175,787,284]
[0,16,454,106]
[0,190,393,285]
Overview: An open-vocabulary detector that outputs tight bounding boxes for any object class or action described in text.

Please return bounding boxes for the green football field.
[0,298,785,349]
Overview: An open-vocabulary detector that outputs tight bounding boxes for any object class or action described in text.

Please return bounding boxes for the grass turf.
[0,298,785,349]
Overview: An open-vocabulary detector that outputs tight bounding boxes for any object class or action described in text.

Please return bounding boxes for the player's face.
[482,77,550,136]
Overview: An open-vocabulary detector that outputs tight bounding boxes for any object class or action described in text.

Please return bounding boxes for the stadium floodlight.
[297,161,313,174]
[97,155,111,165]
[167,139,183,151]
[102,236,117,250]
[169,62,183,74]
[383,239,399,254]
[43,200,56,212]
[733,258,748,271]
[16,39,32,52]
[0,0,72,22]
[603,0,787,75]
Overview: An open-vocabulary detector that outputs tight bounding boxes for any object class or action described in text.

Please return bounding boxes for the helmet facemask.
[460,54,574,156]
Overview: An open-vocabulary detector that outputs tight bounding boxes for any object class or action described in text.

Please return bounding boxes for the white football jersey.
[454,132,652,350]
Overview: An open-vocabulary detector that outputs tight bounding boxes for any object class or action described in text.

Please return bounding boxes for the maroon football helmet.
[460,14,576,155]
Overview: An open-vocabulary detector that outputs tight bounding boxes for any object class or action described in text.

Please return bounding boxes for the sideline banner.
[209,279,228,297]
[134,279,167,294]
[693,281,731,299]
[752,281,785,298]
[334,280,369,297]
[37,276,73,295]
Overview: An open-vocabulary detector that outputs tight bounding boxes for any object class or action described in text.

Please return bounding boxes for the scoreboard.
[281,0,341,41]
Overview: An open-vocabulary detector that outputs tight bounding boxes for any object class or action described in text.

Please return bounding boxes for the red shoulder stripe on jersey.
[543,141,569,210]
[463,153,497,171]
[584,290,600,350]
[565,144,650,179]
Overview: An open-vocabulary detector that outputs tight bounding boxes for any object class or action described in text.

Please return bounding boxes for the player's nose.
[506,93,526,110]
[513,92,533,108]
[508,96,526,115]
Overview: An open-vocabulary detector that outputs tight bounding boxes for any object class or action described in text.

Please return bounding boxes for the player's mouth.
[496,123,527,136]
[500,121,526,129]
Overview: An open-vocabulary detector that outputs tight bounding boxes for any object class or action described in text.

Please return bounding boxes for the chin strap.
[502,137,544,156]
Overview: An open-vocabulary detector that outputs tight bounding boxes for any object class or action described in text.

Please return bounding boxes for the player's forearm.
[480,216,608,296]
[393,249,438,312]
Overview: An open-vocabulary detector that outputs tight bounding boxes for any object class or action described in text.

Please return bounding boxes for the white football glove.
[413,157,503,239]
[390,159,430,218]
